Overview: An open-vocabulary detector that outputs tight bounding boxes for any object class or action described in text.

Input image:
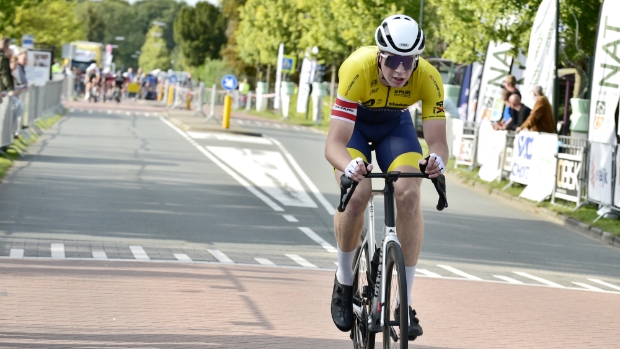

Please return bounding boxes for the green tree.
[236,0,302,65]
[7,0,85,49]
[174,2,226,67]
[220,0,255,76]
[139,25,170,72]
[85,5,106,43]
[0,0,42,35]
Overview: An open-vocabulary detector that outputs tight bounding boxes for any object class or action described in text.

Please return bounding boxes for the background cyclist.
[325,14,448,341]
[84,63,101,101]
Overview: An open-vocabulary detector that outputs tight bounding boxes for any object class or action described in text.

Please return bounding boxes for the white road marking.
[69,108,75,112]
[588,278,620,291]
[126,111,131,116]
[274,124,283,129]
[107,110,112,114]
[160,117,284,212]
[130,246,150,261]
[88,110,93,114]
[237,119,246,124]
[416,269,442,278]
[92,250,108,260]
[571,282,604,292]
[9,249,24,258]
[207,146,317,208]
[334,262,339,266]
[283,214,298,222]
[254,258,275,266]
[286,254,317,268]
[187,131,272,145]
[493,275,524,284]
[269,137,336,215]
[298,227,337,253]
[437,265,482,280]
[513,271,564,288]
[174,253,192,262]
[51,243,65,259]
[208,249,234,264]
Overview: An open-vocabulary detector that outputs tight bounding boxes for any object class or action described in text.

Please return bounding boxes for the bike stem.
[382,173,400,228]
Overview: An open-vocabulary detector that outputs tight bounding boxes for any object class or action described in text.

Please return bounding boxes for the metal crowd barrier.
[454,121,480,170]
[551,136,589,208]
[499,131,516,181]
[0,78,65,159]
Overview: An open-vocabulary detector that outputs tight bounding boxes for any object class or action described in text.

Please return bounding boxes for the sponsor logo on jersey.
[345,74,359,96]
[433,101,445,114]
[370,79,378,86]
[389,102,409,108]
[362,99,376,107]
[429,75,441,98]
[334,104,356,114]
[370,88,379,95]
[394,89,411,97]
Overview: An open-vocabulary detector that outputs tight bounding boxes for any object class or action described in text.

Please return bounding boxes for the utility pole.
[419,0,424,28]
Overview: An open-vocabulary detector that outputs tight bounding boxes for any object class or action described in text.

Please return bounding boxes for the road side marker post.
[220,74,238,129]
[222,94,232,129]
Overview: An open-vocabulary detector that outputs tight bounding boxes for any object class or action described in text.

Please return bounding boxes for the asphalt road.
[1,108,619,293]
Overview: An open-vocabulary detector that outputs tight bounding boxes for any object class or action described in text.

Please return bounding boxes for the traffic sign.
[21,34,34,49]
[221,74,238,91]
[168,75,178,83]
[282,55,297,73]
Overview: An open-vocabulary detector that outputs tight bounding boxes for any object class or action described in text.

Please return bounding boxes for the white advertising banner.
[615,145,620,208]
[25,50,51,86]
[520,132,559,202]
[476,42,514,122]
[509,131,557,187]
[588,142,614,205]
[511,50,528,92]
[451,118,464,159]
[521,0,556,109]
[274,43,284,110]
[589,0,620,144]
[477,121,508,182]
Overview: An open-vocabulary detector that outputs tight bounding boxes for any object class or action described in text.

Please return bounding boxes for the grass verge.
[0,114,62,180]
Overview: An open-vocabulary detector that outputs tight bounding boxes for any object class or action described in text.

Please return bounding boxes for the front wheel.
[383,242,408,349]
[351,244,375,349]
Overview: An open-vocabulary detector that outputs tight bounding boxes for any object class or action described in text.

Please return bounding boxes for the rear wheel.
[351,244,375,349]
[383,242,407,349]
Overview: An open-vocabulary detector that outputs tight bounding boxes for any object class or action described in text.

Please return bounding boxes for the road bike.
[338,167,448,349]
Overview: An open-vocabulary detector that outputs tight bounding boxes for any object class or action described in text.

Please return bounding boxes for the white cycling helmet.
[375,15,425,56]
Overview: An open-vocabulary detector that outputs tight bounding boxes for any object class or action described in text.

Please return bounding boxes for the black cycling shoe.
[394,305,423,340]
[331,275,354,332]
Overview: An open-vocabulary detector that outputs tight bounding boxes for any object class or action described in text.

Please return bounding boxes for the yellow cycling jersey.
[331,46,446,124]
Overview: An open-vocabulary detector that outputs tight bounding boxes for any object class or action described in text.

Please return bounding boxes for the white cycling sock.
[405,266,416,307]
[336,246,356,286]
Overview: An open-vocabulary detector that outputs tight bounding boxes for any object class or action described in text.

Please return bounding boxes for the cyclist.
[326,14,448,340]
[84,63,101,101]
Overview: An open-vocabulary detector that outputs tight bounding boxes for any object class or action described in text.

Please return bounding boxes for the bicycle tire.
[383,242,408,349]
[351,244,375,349]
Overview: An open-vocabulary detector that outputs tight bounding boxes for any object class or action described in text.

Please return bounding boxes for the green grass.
[0,114,62,180]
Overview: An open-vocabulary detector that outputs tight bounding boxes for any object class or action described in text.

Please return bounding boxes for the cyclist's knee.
[395,181,421,211]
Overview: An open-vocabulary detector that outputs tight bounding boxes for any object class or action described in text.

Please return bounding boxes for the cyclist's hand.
[419,153,445,179]
[344,157,373,182]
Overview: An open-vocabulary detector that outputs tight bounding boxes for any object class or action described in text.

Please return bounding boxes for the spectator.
[493,89,513,130]
[516,85,556,133]
[504,74,521,98]
[0,38,15,94]
[12,49,28,87]
[505,94,531,131]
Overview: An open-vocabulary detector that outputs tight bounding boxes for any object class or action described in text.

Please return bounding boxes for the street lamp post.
[419,0,424,28]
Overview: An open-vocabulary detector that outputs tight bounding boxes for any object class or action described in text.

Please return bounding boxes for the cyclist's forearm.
[326,144,353,173]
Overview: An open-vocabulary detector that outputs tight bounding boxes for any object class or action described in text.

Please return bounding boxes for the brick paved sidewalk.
[0,260,617,349]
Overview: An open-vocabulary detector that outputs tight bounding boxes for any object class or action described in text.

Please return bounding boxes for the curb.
[447,173,619,250]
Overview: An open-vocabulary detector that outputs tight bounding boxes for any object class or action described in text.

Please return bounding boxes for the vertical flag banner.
[588,142,614,205]
[467,62,483,121]
[511,50,528,92]
[589,0,620,144]
[457,64,472,120]
[475,42,514,122]
[274,43,284,110]
[521,0,557,109]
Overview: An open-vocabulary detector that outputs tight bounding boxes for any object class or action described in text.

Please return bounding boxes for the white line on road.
[174,253,192,262]
[254,258,275,266]
[283,214,298,222]
[286,254,317,268]
[9,249,24,258]
[298,227,337,253]
[437,265,482,280]
[208,249,234,264]
[51,243,65,259]
[587,278,620,291]
[130,246,150,261]
[493,275,524,284]
[416,269,442,278]
[88,110,93,114]
[269,137,336,215]
[92,250,108,260]
[513,271,564,288]
[159,118,284,212]
[126,111,131,116]
[571,282,604,292]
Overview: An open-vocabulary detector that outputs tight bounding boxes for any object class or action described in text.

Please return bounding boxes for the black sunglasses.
[380,53,418,70]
